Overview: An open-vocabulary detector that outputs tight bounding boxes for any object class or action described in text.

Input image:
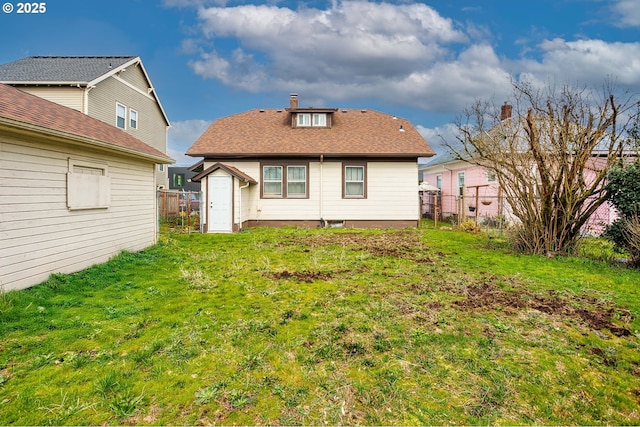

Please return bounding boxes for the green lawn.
[1,226,639,425]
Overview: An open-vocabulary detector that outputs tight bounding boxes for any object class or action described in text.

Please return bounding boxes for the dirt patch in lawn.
[279,230,432,260]
[453,279,633,337]
[266,270,335,283]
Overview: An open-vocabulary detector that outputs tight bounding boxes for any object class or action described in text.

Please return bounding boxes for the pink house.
[420,105,619,235]
[420,153,514,225]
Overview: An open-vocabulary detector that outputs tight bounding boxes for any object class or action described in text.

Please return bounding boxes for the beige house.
[187,94,435,232]
[0,56,171,188]
[0,83,174,292]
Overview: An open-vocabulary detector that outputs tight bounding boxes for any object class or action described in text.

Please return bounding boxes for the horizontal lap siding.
[19,87,85,113]
[203,160,419,224]
[322,162,418,220]
[0,135,157,291]
[89,72,167,154]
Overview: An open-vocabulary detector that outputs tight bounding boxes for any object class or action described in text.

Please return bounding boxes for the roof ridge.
[29,55,137,59]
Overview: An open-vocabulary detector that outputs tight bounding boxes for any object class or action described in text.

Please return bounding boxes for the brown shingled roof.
[187,107,434,158]
[0,83,173,163]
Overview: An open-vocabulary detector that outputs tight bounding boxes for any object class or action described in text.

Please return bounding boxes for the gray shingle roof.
[0,56,136,83]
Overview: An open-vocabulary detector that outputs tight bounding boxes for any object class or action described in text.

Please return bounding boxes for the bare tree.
[448,80,639,255]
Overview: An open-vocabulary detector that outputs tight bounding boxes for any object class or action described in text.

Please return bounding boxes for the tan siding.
[0,134,157,292]
[199,160,419,228]
[88,75,167,152]
[87,70,168,188]
[18,86,85,113]
[119,64,150,91]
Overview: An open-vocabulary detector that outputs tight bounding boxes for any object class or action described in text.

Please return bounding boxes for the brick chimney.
[290,93,298,109]
[501,102,512,121]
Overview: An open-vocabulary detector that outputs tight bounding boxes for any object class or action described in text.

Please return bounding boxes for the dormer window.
[297,113,311,127]
[313,113,326,127]
[296,112,328,128]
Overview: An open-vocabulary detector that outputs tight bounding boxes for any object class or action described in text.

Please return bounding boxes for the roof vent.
[399,125,405,132]
[361,109,367,113]
[341,109,347,113]
[277,109,283,113]
[259,109,265,113]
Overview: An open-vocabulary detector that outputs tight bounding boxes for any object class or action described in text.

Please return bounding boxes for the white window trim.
[116,102,126,129]
[458,171,465,196]
[312,113,326,127]
[130,108,138,129]
[297,113,311,127]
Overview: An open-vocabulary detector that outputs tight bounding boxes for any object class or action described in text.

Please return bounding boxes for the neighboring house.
[0,83,174,292]
[168,166,201,192]
[0,56,171,188]
[186,94,435,233]
[419,151,512,224]
[420,104,618,234]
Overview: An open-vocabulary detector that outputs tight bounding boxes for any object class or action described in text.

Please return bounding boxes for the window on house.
[67,159,110,210]
[116,103,126,129]
[263,166,283,197]
[261,163,309,198]
[344,164,366,198]
[486,169,496,182]
[297,113,311,127]
[296,113,328,127]
[287,166,307,197]
[130,109,138,129]
[312,113,326,127]
[436,175,442,190]
[173,173,185,187]
[158,164,165,172]
[458,172,465,196]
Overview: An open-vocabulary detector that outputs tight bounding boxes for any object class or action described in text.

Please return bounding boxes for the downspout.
[238,180,250,231]
[319,155,325,227]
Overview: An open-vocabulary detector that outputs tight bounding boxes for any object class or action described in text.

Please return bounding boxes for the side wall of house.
[0,132,158,292]
[88,67,168,188]
[18,86,86,113]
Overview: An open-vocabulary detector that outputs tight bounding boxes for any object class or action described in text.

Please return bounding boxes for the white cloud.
[513,38,640,89]
[177,0,640,115]
[611,0,640,27]
[187,1,494,111]
[417,123,461,155]
[168,119,211,166]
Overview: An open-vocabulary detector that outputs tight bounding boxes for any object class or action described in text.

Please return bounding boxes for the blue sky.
[1,0,639,165]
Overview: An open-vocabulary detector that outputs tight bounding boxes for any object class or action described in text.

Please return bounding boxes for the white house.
[186,94,435,232]
[0,83,173,291]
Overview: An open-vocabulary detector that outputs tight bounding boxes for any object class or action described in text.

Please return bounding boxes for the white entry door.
[208,175,232,233]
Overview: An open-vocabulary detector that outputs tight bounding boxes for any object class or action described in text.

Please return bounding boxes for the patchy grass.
[0,227,639,425]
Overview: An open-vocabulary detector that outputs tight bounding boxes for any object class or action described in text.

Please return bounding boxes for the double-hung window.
[287,166,307,198]
[116,103,126,129]
[262,163,308,198]
[263,166,283,197]
[130,109,138,129]
[343,164,366,198]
